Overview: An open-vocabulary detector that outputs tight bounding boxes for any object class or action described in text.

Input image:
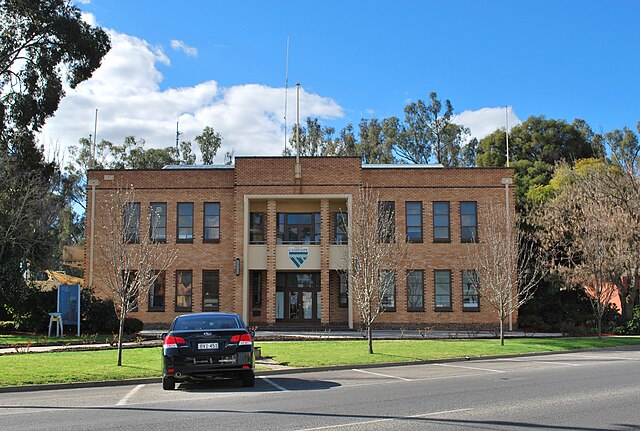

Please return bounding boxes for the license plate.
[198,342,219,350]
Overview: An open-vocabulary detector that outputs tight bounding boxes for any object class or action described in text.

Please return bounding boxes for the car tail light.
[163,335,186,348]
[230,333,252,345]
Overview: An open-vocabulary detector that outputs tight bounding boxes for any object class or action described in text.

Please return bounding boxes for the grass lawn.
[0,333,116,346]
[0,337,639,387]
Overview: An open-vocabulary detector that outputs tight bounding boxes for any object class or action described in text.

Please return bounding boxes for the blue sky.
[42,1,640,162]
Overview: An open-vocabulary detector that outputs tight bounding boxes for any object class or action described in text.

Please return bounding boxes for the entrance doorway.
[276,272,320,323]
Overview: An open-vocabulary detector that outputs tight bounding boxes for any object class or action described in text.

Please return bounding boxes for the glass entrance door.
[276,272,320,323]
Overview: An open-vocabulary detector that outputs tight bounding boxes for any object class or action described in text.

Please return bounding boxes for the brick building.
[85,157,515,330]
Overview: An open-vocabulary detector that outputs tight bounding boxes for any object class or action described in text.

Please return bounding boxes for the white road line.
[498,358,582,367]
[569,353,640,361]
[352,368,412,381]
[260,377,289,392]
[433,363,505,373]
[116,384,144,406]
[293,408,472,431]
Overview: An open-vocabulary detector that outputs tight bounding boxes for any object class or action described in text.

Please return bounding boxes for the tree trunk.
[117,308,126,366]
[367,324,373,354]
[597,315,602,339]
[499,318,504,346]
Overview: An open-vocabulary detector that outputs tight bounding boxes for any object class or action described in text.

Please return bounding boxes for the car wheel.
[162,375,176,390]
[241,371,255,387]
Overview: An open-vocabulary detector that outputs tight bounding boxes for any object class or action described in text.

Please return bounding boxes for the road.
[1,346,639,430]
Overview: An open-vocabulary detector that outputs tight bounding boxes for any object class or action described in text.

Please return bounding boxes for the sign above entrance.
[288,247,309,268]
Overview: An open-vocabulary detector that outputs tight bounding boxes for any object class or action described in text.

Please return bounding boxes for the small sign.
[288,247,309,268]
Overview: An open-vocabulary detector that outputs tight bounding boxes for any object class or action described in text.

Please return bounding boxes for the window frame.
[407,270,425,312]
[123,202,141,244]
[176,202,194,243]
[203,202,221,243]
[379,270,396,312]
[249,212,265,244]
[175,269,193,311]
[405,201,423,243]
[148,271,165,311]
[462,269,480,312]
[149,202,167,243]
[276,212,321,244]
[202,269,220,311]
[378,201,396,243]
[434,269,452,312]
[460,201,478,243]
[433,201,451,243]
[334,212,348,245]
[338,271,348,308]
[251,270,263,308]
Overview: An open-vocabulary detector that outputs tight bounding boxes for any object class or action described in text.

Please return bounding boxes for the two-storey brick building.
[86,157,515,330]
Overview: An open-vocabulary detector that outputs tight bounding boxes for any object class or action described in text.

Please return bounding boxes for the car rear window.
[173,315,242,331]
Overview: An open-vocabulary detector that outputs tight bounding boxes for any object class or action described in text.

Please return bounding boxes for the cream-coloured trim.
[347,195,353,329]
[242,195,250,323]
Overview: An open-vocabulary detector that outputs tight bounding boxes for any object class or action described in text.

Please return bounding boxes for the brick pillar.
[320,199,330,325]
[266,200,277,325]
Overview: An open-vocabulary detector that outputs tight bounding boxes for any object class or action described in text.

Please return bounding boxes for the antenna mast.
[284,36,290,152]
[505,106,510,168]
[175,120,181,164]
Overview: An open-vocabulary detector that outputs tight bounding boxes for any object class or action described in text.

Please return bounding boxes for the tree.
[344,187,410,354]
[0,0,109,316]
[359,118,395,164]
[396,92,469,166]
[96,187,176,365]
[464,203,543,344]
[284,117,335,157]
[1,0,110,147]
[195,126,222,164]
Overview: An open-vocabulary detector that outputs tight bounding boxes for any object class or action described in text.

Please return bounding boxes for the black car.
[162,312,255,390]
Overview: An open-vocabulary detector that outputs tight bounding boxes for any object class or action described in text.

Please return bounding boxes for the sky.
[41,0,640,164]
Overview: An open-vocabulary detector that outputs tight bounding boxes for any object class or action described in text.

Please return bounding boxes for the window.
[277,213,321,244]
[175,270,192,311]
[378,201,395,243]
[460,202,478,242]
[123,202,140,243]
[462,270,480,311]
[339,271,348,308]
[150,203,167,242]
[177,203,194,243]
[433,202,450,242]
[406,202,423,243]
[249,212,265,244]
[202,270,219,311]
[380,270,396,311]
[251,271,263,307]
[334,212,348,244]
[407,270,424,311]
[123,270,138,311]
[434,270,452,311]
[148,271,165,311]
[203,202,220,242]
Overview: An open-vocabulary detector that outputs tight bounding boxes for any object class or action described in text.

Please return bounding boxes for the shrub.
[626,305,640,335]
[123,317,144,334]
[0,321,15,333]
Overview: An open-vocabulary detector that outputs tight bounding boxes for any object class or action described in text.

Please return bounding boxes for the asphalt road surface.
[1,346,639,430]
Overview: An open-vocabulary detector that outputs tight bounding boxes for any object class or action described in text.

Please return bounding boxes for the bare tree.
[96,187,176,365]
[464,203,543,345]
[344,187,411,354]
[533,165,624,336]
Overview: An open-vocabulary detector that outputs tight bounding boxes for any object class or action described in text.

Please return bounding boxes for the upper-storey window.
[406,202,423,243]
[203,202,220,242]
[277,213,321,244]
[433,201,450,243]
[460,202,478,243]
[123,202,140,244]
[334,212,348,244]
[150,202,167,243]
[250,212,265,244]
[378,201,395,243]
[177,202,194,243]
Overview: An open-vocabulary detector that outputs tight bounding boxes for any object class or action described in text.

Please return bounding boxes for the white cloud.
[170,39,198,57]
[40,29,343,164]
[454,106,522,141]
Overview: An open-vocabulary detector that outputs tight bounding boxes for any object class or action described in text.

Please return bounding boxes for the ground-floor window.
[148,271,165,311]
[434,270,452,311]
[202,270,219,311]
[407,270,424,311]
[175,270,192,311]
[462,270,479,311]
